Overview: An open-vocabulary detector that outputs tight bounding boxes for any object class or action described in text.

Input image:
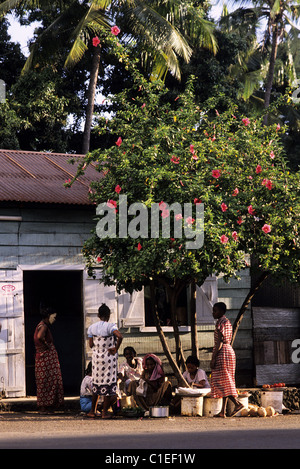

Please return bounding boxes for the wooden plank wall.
[253,307,300,385]
[0,206,96,268]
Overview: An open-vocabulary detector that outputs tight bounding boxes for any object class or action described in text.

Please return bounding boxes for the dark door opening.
[24,270,84,396]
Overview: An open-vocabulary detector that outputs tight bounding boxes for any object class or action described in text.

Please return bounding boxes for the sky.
[7,3,225,56]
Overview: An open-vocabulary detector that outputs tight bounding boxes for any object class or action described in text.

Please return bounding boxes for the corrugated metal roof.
[0,149,101,205]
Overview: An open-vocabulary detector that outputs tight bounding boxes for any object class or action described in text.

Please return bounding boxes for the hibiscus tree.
[71,57,299,384]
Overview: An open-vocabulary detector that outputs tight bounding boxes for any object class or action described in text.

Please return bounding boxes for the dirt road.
[1,411,300,450]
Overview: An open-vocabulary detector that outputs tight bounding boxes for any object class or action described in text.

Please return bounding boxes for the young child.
[80,362,93,413]
[183,355,210,388]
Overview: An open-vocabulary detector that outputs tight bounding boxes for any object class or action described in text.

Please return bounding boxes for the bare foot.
[213,412,226,418]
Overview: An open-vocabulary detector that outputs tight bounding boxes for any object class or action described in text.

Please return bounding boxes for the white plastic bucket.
[261,391,283,413]
[181,396,203,416]
[203,397,222,417]
[227,396,249,417]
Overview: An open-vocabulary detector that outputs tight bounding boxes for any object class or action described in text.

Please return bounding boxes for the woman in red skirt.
[210,302,243,418]
[34,307,64,414]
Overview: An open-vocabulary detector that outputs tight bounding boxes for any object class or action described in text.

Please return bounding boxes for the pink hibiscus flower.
[232,231,238,241]
[242,117,250,126]
[262,224,271,234]
[186,217,195,225]
[256,165,262,174]
[221,203,228,212]
[248,205,255,215]
[115,185,122,194]
[220,235,229,244]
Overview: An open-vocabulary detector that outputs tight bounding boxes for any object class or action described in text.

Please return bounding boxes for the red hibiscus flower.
[170,155,180,164]
[107,199,117,209]
[221,203,228,212]
[115,185,122,194]
[111,25,120,36]
[116,137,122,146]
[212,169,221,178]
[92,36,100,47]
[248,205,255,215]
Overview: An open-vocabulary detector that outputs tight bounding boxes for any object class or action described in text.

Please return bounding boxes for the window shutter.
[0,268,25,397]
[119,289,145,328]
[196,276,218,324]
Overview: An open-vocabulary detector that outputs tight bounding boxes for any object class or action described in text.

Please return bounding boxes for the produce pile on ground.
[248,388,300,411]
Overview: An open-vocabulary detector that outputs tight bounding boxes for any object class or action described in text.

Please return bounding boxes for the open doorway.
[23,270,84,396]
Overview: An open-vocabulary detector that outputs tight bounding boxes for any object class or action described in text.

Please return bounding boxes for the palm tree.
[219,0,300,122]
[0,0,217,153]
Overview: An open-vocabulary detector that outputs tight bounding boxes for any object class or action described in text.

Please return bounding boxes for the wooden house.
[0,149,259,398]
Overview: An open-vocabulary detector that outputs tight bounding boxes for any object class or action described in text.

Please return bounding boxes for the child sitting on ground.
[182,355,210,388]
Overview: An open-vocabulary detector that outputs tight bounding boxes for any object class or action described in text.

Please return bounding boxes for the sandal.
[229,404,244,417]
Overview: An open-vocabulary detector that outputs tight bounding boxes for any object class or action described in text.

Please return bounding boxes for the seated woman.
[118,346,143,395]
[182,355,210,389]
[128,353,172,411]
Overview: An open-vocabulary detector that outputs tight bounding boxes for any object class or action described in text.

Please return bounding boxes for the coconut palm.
[219,0,300,122]
[0,0,217,153]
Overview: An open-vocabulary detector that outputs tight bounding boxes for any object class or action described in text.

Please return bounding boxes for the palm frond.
[122,1,193,63]
[0,0,26,16]
[64,4,111,68]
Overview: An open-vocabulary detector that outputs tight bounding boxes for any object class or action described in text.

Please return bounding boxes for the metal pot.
[150,406,169,417]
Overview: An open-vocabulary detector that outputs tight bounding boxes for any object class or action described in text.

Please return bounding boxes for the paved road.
[1,411,300,450]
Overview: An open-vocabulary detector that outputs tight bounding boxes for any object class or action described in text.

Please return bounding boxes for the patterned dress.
[211,316,238,398]
[87,321,119,397]
[91,335,118,397]
[34,322,64,409]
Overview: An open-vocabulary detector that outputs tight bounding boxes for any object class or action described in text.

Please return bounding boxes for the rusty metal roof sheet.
[0,149,101,205]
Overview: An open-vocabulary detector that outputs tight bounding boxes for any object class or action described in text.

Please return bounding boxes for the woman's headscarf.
[142,353,164,381]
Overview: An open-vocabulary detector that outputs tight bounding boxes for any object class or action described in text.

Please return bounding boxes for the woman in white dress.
[87,303,123,419]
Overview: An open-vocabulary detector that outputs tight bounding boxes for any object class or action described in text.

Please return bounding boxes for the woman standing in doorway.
[210,302,243,418]
[87,303,123,419]
[34,306,64,414]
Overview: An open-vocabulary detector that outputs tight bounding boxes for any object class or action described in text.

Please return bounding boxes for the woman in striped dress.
[210,302,243,418]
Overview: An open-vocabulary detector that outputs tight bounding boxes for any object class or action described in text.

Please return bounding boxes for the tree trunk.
[149,279,189,387]
[190,279,198,357]
[82,45,101,154]
[231,271,269,346]
[263,24,280,125]
[156,278,186,369]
